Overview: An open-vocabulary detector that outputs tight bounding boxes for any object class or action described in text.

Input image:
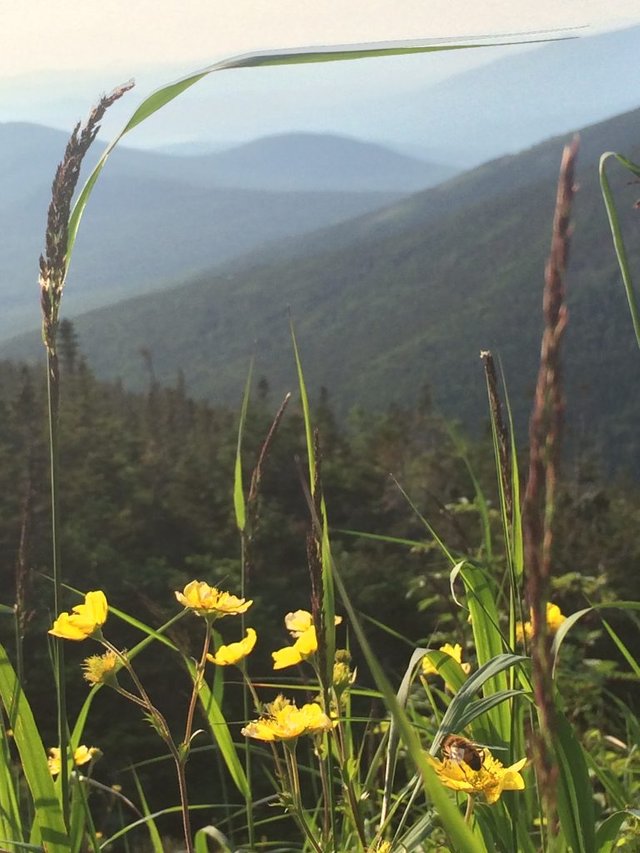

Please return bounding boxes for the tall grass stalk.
[233,383,290,850]
[522,135,578,834]
[37,83,133,826]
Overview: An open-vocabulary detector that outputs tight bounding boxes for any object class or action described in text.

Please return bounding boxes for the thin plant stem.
[284,743,323,853]
[47,349,69,826]
[174,756,194,853]
[183,622,212,748]
[464,794,475,824]
[101,639,194,851]
[240,537,255,850]
[332,718,367,850]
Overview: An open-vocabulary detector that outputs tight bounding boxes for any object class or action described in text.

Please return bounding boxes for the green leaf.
[66,32,572,279]
[452,563,512,740]
[599,152,640,349]
[554,710,596,853]
[0,643,71,852]
[290,317,336,682]
[595,811,632,853]
[0,716,23,846]
[233,359,254,532]
[131,769,164,853]
[194,825,232,852]
[190,662,249,799]
[330,566,484,851]
[551,607,591,672]
[431,654,527,754]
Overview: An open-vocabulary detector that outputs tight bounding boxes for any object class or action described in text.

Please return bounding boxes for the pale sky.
[1,0,640,77]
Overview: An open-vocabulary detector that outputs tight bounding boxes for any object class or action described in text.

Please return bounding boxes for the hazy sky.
[2,0,640,77]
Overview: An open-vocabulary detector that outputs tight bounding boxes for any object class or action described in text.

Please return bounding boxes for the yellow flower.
[272,625,318,670]
[82,650,120,686]
[422,643,471,677]
[48,745,101,776]
[428,749,526,804]
[242,697,332,742]
[284,609,342,637]
[49,591,108,642]
[273,611,343,669]
[516,602,566,643]
[285,609,313,636]
[175,581,252,618]
[207,628,257,666]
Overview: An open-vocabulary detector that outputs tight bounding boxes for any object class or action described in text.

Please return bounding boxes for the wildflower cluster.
[242,695,332,742]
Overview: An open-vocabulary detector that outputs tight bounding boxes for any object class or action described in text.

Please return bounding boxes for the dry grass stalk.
[522,136,579,824]
[480,350,512,520]
[39,82,134,355]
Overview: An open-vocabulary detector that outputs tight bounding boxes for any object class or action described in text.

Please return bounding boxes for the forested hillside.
[0,338,636,841]
[6,107,639,471]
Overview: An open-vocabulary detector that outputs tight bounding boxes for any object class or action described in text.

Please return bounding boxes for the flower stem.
[284,742,323,853]
[464,794,475,824]
[183,621,213,748]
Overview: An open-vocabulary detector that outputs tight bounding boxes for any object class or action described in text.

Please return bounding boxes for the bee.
[441,735,486,771]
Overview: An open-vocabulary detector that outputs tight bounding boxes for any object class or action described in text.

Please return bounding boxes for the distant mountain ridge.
[4,106,640,469]
[0,124,455,335]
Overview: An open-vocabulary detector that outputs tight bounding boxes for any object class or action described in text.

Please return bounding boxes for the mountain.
[367,25,640,166]
[4,107,640,470]
[2,124,452,335]
[162,133,457,192]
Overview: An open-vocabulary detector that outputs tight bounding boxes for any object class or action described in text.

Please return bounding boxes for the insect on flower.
[441,734,487,771]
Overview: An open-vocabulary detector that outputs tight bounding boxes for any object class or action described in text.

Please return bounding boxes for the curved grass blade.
[596,810,640,853]
[381,648,426,823]
[554,710,596,853]
[0,716,23,848]
[0,643,70,852]
[430,654,526,755]
[66,32,574,273]
[289,318,336,682]
[131,769,164,853]
[188,661,250,799]
[450,563,511,740]
[194,825,232,852]
[329,569,483,851]
[599,152,640,349]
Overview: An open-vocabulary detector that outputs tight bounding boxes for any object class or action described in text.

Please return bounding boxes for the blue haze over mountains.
[0,25,638,339]
[1,24,640,468]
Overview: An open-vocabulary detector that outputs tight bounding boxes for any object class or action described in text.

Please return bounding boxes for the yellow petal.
[285,609,312,636]
[49,613,91,641]
[81,591,108,626]
[207,628,257,666]
[272,644,303,670]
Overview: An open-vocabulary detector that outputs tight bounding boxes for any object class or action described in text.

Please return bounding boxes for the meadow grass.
[0,38,639,853]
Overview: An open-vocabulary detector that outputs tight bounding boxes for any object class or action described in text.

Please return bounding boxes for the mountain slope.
[5,107,640,469]
[1,123,427,335]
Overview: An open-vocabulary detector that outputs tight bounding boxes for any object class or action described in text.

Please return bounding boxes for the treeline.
[0,327,636,833]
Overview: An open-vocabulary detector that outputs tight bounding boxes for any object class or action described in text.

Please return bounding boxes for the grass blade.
[67,32,574,274]
[189,662,250,799]
[233,359,254,533]
[599,152,640,349]
[554,710,596,853]
[0,643,70,852]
